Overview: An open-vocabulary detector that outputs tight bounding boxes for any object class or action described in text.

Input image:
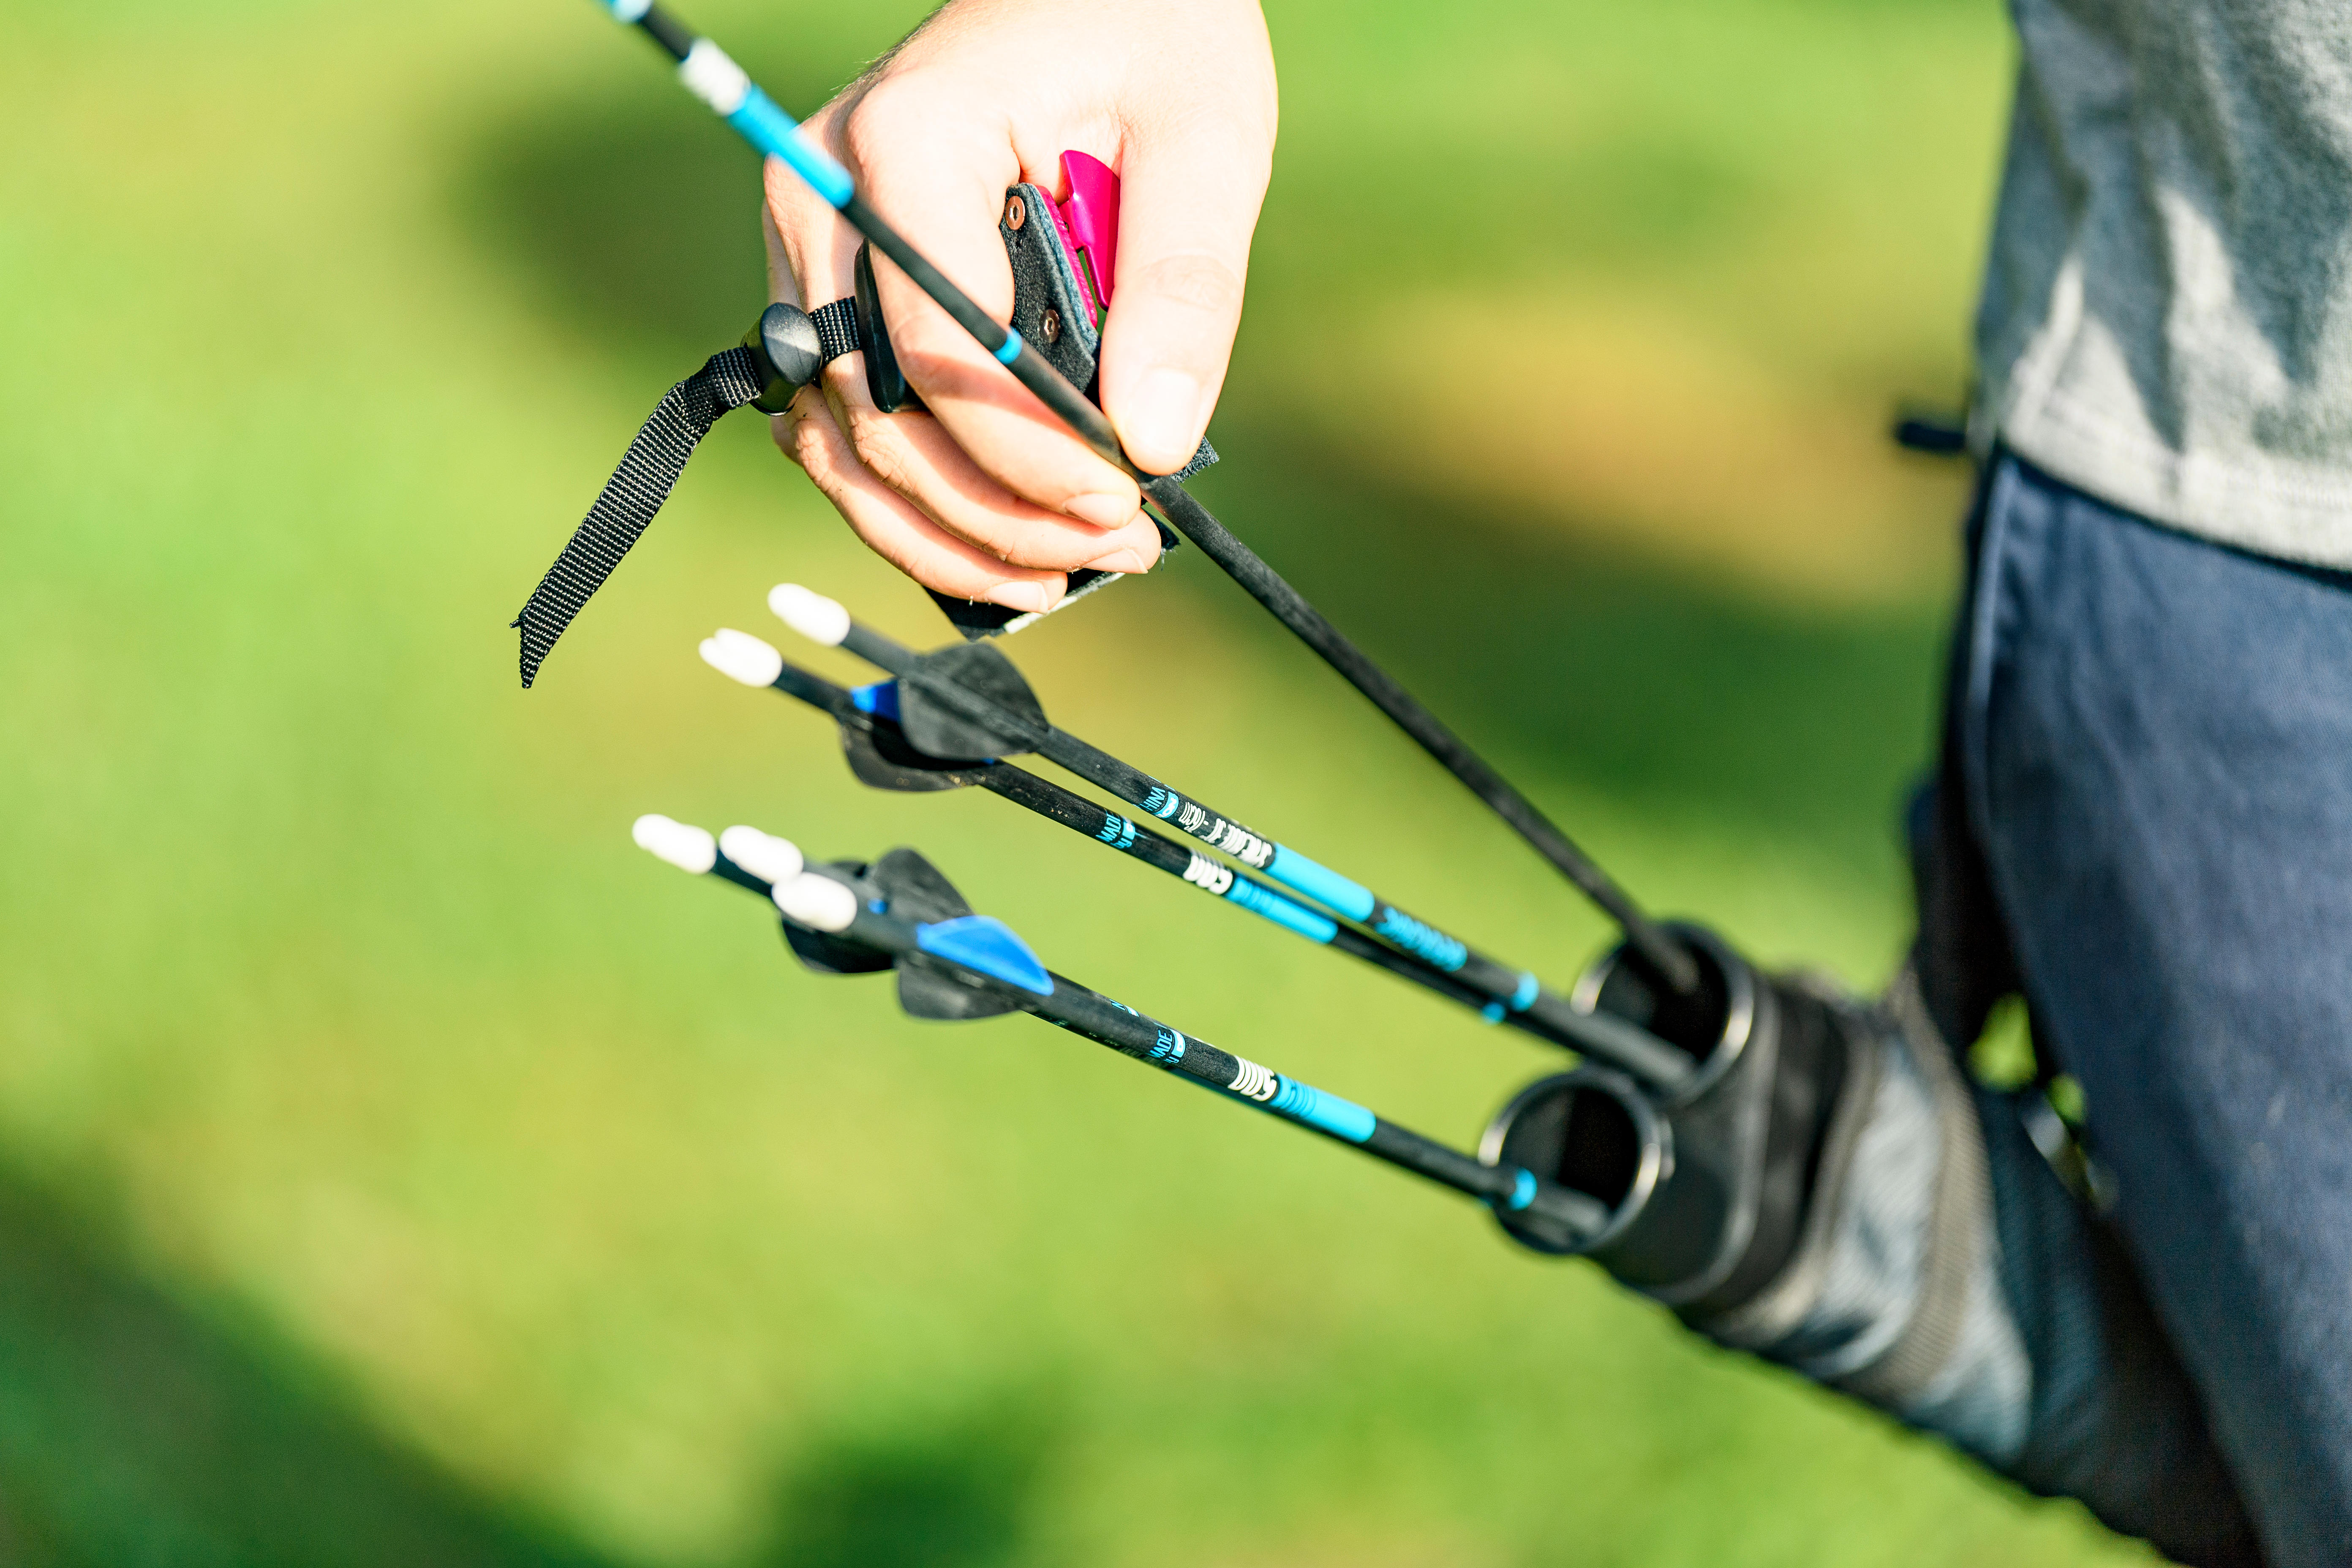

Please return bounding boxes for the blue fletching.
[914,916,1053,998]
[852,681,902,721]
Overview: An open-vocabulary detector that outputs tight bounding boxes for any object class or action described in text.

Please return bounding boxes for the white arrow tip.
[773,871,859,933]
[769,583,851,647]
[632,814,717,875]
[700,628,785,687]
[718,825,803,885]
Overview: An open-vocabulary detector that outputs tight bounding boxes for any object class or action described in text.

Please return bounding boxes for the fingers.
[764,150,853,316]
[765,85,1159,596]
[820,385,1164,572]
[751,0,1278,599]
[1098,30,1276,474]
[842,76,1146,525]
[771,389,1074,613]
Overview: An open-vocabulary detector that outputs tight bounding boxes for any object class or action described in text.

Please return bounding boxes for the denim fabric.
[1961,454,2352,1565]
[1735,453,2350,1562]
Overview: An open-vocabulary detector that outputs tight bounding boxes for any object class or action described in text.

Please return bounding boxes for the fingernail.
[1125,369,1204,464]
[1063,492,1138,528]
[1081,548,1150,575]
[983,580,1053,614]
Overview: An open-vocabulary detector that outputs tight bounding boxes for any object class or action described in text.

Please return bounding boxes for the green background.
[0,0,2155,1563]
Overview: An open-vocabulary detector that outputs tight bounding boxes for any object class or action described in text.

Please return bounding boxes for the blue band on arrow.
[727,88,855,208]
[992,328,1024,366]
[1267,1076,1377,1143]
[1505,1168,1537,1211]
[1510,971,1540,1011]
[1373,906,1468,971]
[851,681,901,721]
[1223,879,1339,942]
[1266,845,1375,922]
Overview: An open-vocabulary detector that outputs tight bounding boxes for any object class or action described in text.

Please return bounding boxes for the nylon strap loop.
[809,297,860,365]
[511,345,766,687]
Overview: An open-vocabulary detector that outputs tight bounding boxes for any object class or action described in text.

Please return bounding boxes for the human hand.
[761,0,1276,614]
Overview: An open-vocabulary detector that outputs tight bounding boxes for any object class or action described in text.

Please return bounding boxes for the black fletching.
[870,847,974,922]
[867,849,1029,1020]
[839,720,991,793]
[898,958,1027,1020]
[896,642,1049,760]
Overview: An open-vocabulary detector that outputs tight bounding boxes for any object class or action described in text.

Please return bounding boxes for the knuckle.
[768,416,805,466]
[842,407,917,493]
[1130,251,1246,318]
[841,81,934,173]
[771,397,833,471]
[782,418,826,474]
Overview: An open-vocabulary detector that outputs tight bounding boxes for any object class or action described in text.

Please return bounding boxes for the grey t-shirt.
[1977,0,2352,569]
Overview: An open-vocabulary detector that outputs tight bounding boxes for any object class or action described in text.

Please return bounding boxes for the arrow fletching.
[838,716,991,793]
[866,847,1029,1019]
[896,641,1050,761]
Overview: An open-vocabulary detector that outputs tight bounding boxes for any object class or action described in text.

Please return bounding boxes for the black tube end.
[1481,1068,1669,1256]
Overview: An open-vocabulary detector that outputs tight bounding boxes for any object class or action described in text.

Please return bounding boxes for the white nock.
[718,825,804,885]
[772,872,859,933]
[768,583,852,647]
[632,814,718,875]
[699,628,785,687]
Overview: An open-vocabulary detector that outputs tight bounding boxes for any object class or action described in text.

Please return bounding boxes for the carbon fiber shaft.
[599,0,1698,993]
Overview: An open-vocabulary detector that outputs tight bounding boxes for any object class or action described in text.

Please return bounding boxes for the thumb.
[1096,114,1272,475]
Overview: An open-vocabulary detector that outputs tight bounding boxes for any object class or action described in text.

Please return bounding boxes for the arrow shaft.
[768,659,1667,1065]
[702,838,1597,1233]
[595,0,1697,994]
[1141,482,1699,989]
[977,769,1684,1085]
[1018,739,1692,1089]
[809,885,1606,1239]
[826,634,1692,1089]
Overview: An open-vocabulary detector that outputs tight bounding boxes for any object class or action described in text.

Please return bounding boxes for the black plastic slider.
[745,302,825,413]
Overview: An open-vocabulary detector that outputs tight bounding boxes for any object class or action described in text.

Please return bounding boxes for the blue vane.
[851,680,902,721]
[914,915,1054,998]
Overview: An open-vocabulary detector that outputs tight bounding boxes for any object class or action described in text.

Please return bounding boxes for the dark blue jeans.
[1900,455,2352,1564]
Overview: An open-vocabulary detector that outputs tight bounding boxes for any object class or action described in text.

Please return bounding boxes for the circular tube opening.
[1572,923,1757,1104]
[1481,1068,1669,1256]
[1555,1079,1643,1211]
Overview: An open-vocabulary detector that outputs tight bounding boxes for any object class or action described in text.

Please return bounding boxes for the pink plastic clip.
[1053,150,1120,318]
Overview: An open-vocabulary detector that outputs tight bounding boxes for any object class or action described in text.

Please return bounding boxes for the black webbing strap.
[810,297,860,363]
[512,345,768,688]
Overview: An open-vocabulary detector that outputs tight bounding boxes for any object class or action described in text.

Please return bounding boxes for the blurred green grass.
[0,0,2156,1564]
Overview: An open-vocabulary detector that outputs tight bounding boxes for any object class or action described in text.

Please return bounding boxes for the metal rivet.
[1040,308,1062,343]
[1004,194,1026,231]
